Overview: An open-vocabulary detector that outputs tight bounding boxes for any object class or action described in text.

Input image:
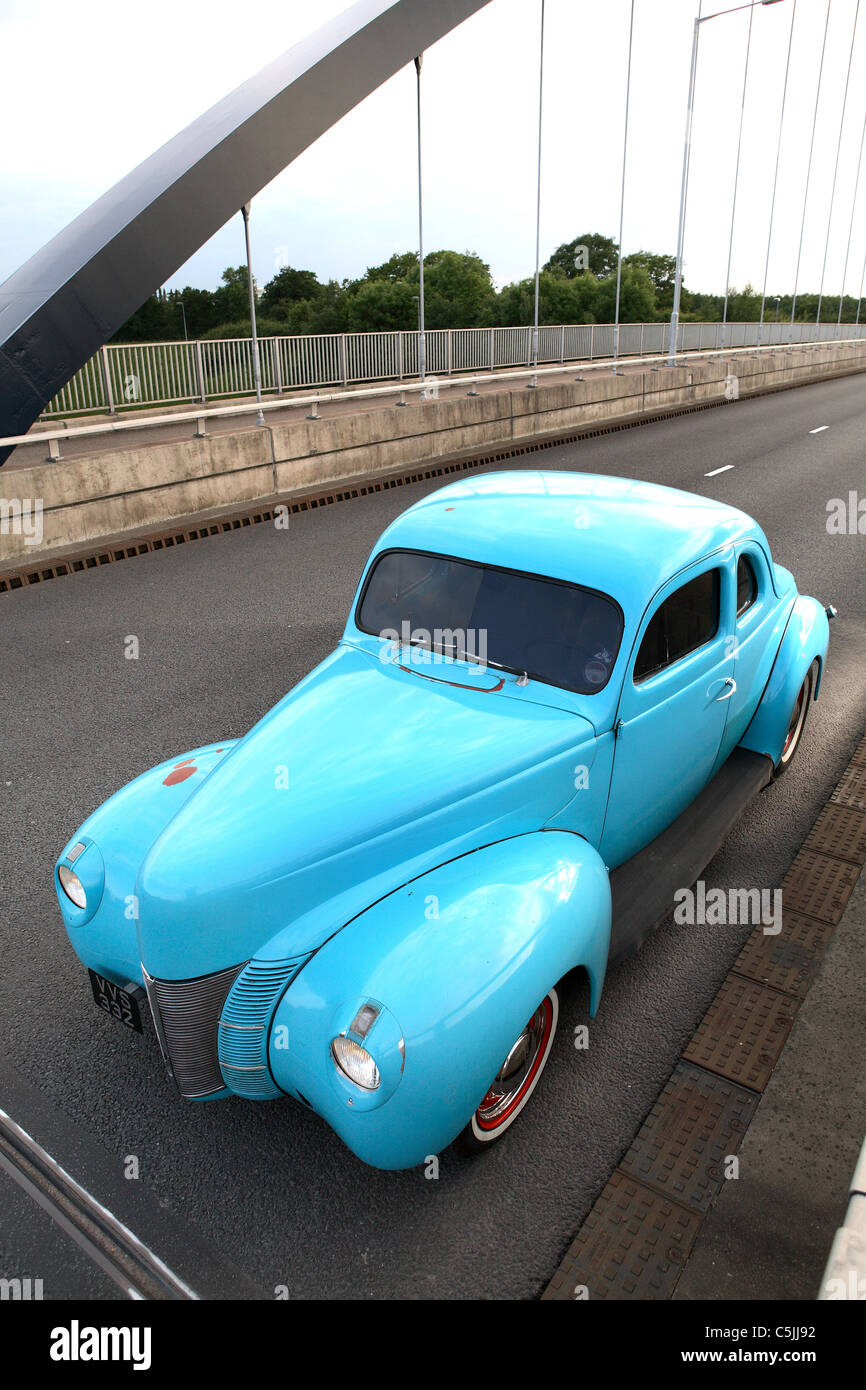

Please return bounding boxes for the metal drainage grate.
[542,1170,701,1301]
[144,963,244,1099]
[683,976,797,1092]
[218,956,310,1099]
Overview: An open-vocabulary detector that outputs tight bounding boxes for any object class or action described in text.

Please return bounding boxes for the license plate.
[88,970,144,1034]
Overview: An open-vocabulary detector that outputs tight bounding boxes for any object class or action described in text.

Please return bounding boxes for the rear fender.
[739,596,829,766]
[268,829,611,1169]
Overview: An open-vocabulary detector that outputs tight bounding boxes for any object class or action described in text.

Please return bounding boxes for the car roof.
[372,470,768,620]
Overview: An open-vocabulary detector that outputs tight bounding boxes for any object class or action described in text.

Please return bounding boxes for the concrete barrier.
[819,1135,866,1299]
[3,344,866,569]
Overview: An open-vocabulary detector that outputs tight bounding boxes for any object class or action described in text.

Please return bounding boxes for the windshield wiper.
[406,637,529,685]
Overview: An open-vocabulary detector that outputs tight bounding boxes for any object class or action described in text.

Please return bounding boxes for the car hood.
[136,643,596,977]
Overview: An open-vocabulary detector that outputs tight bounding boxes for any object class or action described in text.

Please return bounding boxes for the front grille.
[143,963,244,1098]
[218,957,310,1099]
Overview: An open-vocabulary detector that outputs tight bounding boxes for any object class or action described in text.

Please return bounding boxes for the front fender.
[268,830,611,1169]
[739,595,829,766]
[54,741,237,986]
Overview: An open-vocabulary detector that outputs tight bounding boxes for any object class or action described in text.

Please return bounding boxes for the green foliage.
[201,317,293,340]
[544,233,620,280]
[362,251,420,283]
[622,251,677,311]
[211,265,253,325]
[259,266,322,312]
[111,239,856,344]
[422,250,497,328]
[343,278,417,331]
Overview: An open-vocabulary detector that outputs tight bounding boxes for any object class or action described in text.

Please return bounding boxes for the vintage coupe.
[55,472,832,1169]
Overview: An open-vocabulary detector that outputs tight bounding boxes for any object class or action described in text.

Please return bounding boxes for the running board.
[608,748,774,967]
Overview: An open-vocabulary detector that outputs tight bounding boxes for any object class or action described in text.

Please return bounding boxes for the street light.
[612,0,635,372]
[668,0,787,365]
[241,202,264,427]
[414,54,426,401]
[530,0,546,388]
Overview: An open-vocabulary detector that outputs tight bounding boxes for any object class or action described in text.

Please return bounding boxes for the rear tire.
[773,660,817,778]
[452,988,559,1158]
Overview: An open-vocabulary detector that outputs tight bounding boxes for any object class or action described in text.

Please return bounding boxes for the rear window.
[357,549,624,695]
[737,554,758,616]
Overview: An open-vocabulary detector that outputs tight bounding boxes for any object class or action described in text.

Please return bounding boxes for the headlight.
[331,1036,381,1091]
[58,864,87,910]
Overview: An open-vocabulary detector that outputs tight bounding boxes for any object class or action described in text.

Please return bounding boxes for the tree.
[259,266,322,314]
[622,251,677,311]
[723,283,761,322]
[422,250,497,328]
[362,251,420,283]
[495,271,607,326]
[544,233,619,280]
[590,265,658,323]
[171,287,219,339]
[342,249,497,329]
[343,278,417,331]
[211,265,254,324]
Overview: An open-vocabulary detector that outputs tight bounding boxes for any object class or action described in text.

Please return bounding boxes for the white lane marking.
[809,425,829,433]
[704,465,735,477]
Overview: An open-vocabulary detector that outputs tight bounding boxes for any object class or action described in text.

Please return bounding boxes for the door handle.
[716,677,737,702]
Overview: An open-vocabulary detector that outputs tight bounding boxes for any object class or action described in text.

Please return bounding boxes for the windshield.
[357,549,623,695]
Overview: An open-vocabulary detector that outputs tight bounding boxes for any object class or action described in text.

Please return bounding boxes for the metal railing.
[41,319,866,419]
[6,336,865,461]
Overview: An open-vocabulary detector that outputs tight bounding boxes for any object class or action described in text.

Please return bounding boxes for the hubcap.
[475,999,553,1130]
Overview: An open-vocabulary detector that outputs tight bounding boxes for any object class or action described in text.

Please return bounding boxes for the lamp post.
[414,54,426,401]
[668,0,787,365]
[531,0,546,388]
[241,202,264,426]
[612,0,635,371]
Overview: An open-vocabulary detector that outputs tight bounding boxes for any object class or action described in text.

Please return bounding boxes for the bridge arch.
[0,0,492,460]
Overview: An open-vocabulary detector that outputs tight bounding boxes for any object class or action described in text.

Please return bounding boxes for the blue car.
[55,472,832,1169]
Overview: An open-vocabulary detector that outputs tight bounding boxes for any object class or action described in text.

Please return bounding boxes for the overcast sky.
[2,0,866,304]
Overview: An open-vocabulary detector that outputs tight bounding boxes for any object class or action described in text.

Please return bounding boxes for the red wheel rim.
[781,676,810,761]
[474,996,554,1133]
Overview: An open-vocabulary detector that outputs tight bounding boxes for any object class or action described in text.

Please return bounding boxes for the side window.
[634,569,721,683]
[736,554,758,617]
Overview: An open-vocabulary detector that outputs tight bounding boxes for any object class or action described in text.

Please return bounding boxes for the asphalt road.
[1,372,865,1300]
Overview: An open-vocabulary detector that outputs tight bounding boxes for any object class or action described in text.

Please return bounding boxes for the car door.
[598,552,736,869]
